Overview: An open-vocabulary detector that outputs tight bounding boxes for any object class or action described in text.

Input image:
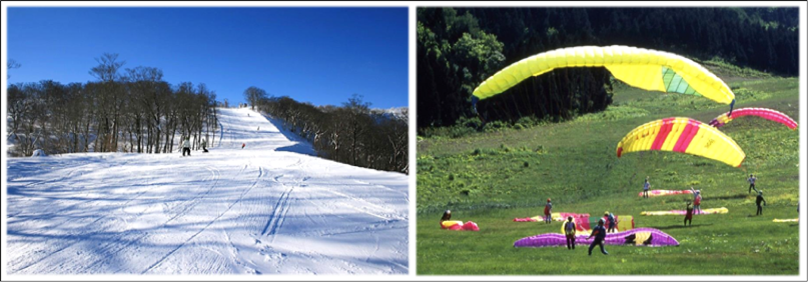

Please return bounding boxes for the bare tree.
[255,93,407,173]
[7,59,21,78]
[343,94,372,166]
[243,86,268,110]
[7,54,217,157]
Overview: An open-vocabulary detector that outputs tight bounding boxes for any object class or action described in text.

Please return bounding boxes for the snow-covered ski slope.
[4,107,409,275]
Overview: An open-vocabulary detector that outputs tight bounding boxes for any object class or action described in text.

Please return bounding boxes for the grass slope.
[416,75,799,275]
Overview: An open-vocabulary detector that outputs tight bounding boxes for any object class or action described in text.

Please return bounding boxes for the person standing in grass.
[642,177,651,198]
[543,198,553,224]
[587,219,609,256]
[684,201,693,226]
[690,187,702,214]
[605,211,617,233]
[756,191,767,216]
[564,216,577,250]
[748,174,758,193]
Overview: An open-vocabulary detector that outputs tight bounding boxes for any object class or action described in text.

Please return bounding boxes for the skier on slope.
[182,137,191,157]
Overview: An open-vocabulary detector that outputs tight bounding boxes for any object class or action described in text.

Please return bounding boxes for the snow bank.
[30,149,47,157]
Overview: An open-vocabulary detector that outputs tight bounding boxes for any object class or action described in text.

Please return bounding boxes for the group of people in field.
[442,173,780,256]
[561,214,613,255]
[544,197,616,255]
[644,175,768,224]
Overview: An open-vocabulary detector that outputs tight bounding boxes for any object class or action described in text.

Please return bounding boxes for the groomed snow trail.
[5,107,408,275]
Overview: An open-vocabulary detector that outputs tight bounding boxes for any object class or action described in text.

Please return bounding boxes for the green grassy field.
[416,74,800,275]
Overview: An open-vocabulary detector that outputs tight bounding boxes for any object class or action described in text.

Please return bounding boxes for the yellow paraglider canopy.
[473,45,735,105]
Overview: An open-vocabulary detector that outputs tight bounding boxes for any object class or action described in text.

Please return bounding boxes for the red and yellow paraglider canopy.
[617,117,745,167]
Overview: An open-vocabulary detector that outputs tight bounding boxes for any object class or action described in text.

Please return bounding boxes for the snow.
[4,107,409,275]
[30,149,46,157]
[371,107,408,123]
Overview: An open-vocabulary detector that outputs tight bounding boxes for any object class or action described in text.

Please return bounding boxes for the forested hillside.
[246,88,408,174]
[417,7,799,131]
[7,53,218,157]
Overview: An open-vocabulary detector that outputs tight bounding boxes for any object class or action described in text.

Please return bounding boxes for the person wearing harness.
[684,201,694,226]
[642,177,651,198]
[587,219,609,256]
[605,212,617,233]
[756,191,767,216]
[543,198,553,224]
[564,216,577,250]
[690,187,702,214]
[748,174,758,194]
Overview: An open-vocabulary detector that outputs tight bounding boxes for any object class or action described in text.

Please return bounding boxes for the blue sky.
[7,7,408,109]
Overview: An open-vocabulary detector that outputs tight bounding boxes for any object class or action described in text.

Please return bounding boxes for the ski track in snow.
[6,107,409,275]
[9,164,224,274]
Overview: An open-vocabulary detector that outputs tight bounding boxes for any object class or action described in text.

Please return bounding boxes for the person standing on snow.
[201,138,208,152]
[182,137,191,156]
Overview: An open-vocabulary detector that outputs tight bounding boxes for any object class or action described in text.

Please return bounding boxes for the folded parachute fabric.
[441,220,480,231]
[773,218,799,223]
[514,228,679,248]
[513,217,538,222]
[641,207,728,216]
[552,212,590,222]
[573,215,634,233]
[638,189,695,197]
[458,221,479,231]
[598,215,633,232]
[441,220,464,229]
